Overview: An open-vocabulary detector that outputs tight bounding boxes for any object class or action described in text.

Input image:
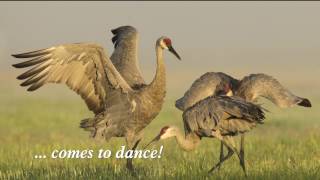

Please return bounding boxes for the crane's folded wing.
[182,96,265,136]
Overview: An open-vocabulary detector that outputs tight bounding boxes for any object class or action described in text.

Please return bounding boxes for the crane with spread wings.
[12,26,181,170]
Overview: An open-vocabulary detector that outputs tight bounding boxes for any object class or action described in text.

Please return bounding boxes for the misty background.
[1,2,319,99]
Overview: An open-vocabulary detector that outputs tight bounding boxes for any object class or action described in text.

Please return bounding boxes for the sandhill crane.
[145,95,265,176]
[12,26,181,170]
[174,72,312,174]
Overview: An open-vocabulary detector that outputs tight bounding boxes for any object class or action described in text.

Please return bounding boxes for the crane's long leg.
[208,133,235,174]
[126,139,141,171]
[209,136,247,176]
[126,130,144,171]
[226,136,247,176]
[225,136,247,176]
[217,141,224,171]
[239,134,246,175]
[208,145,233,173]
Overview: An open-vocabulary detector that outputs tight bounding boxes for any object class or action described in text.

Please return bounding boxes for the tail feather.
[297,98,312,107]
[80,118,93,129]
[80,118,96,138]
[175,98,184,111]
[79,113,114,141]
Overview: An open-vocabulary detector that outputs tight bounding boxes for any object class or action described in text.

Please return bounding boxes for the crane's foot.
[239,158,247,177]
[126,159,139,177]
[208,164,221,174]
[126,163,133,171]
[126,159,134,171]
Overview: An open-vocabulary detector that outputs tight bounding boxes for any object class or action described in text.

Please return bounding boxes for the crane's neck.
[174,128,201,151]
[145,45,166,101]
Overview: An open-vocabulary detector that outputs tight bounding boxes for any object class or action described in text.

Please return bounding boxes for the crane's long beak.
[168,46,181,60]
[143,134,161,149]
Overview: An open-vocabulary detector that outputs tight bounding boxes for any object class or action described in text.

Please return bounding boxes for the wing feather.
[110,26,145,87]
[182,96,265,136]
[12,43,133,114]
[176,72,239,111]
[237,73,311,108]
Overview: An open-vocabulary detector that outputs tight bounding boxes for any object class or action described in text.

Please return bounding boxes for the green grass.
[0,87,320,179]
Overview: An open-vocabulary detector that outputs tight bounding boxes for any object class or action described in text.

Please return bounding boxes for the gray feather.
[176,72,239,111]
[183,96,265,137]
[236,73,312,108]
[12,43,133,114]
[110,26,145,88]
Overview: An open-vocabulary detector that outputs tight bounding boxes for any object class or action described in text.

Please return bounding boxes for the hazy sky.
[1,2,319,96]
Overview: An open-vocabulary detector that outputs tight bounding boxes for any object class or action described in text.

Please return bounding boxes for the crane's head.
[144,125,177,148]
[157,37,181,60]
[215,83,234,97]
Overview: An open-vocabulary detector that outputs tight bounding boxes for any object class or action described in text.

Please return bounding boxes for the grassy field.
[0,86,319,180]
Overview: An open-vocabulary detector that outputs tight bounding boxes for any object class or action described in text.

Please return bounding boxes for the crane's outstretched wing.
[110,26,145,88]
[236,73,311,108]
[182,96,265,136]
[12,43,133,114]
[176,72,239,111]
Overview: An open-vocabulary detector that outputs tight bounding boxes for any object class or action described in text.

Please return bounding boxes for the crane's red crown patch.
[163,38,172,46]
[160,126,170,135]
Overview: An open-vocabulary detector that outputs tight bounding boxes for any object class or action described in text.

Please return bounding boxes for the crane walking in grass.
[145,95,265,176]
[12,26,181,170]
[171,72,311,175]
